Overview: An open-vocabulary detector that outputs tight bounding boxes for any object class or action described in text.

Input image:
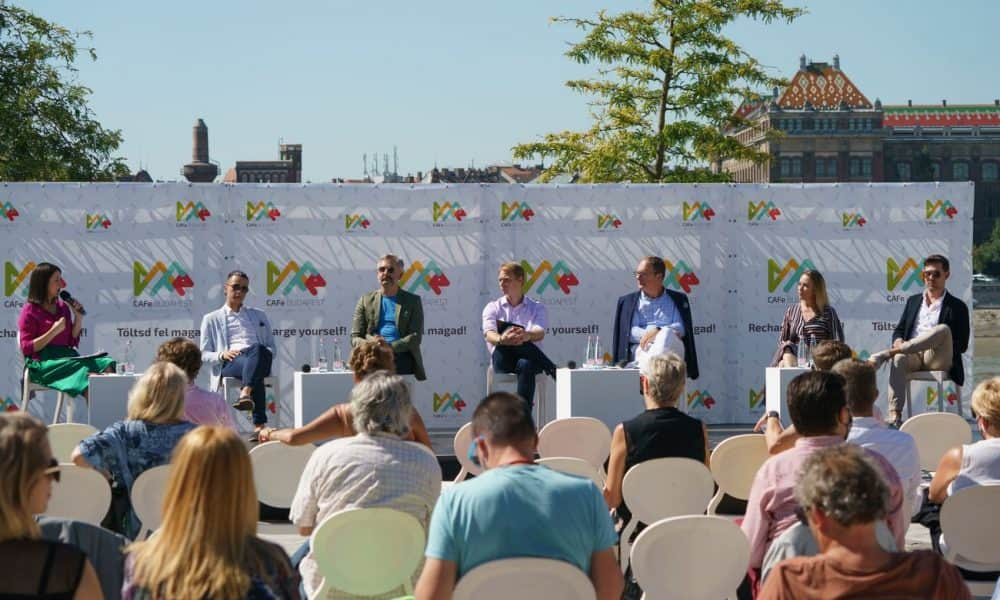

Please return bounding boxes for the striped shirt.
[770,303,845,367]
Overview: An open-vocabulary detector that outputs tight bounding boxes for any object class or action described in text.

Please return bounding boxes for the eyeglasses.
[922,270,943,279]
[228,284,250,292]
[467,435,484,468]
[42,458,61,483]
[633,271,656,278]
[377,266,395,274]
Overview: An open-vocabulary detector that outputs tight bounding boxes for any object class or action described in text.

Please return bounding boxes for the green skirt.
[25,346,117,398]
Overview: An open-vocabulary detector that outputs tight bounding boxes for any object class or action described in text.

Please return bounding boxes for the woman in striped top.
[770,269,845,367]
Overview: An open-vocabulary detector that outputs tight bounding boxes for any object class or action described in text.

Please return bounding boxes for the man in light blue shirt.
[416,392,623,599]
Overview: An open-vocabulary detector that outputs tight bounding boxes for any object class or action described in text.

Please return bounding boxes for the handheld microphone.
[59,290,86,315]
[300,364,312,373]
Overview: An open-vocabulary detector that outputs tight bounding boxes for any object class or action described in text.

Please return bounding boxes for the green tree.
[513,0,803,183]
[974,219,1000,276]
[0,4,128,181]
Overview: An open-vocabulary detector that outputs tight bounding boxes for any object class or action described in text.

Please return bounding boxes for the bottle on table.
[332,336,344,371]
[316,337,328,372]
[123,340,134,375]
[584,335,594,369]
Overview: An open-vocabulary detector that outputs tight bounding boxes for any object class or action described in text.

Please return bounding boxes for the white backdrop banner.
[0,182,974,429]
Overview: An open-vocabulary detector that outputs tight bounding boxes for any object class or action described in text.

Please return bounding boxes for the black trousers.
[491,342,555,412]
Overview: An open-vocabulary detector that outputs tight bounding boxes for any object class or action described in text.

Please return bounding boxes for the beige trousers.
[886,324,953,416]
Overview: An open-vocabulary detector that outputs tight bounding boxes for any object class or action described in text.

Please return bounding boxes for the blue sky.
[29,0,998,182]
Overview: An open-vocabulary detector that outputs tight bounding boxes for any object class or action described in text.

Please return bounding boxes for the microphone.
[566,360,577,370]
[59,290,86,315]
[300,364,312,373]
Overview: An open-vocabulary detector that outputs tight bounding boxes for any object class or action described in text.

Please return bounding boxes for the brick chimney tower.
[182,118,219,182]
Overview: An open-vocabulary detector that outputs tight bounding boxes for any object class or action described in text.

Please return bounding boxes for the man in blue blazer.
[200,270,276,437]
[612,256,699,380]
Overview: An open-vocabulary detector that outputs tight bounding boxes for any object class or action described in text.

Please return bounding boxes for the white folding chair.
[619,457,715,572]
[904,370,960,418]
[631,515,749,600]
[248,441,315,508]
[900,412,972,471]
[537,417,612,471]
[939,485,1000,597]
[222,375,280,426]
[310,507,425,598]
[486,364,550,427]
[707,434,768,515]
[18,331,74,424]
[452,422,482,483]
[47,422,98,463]
[131,465,172,539]
[43,465,111,525]
[537,456,605,488]
[454,557,595,600]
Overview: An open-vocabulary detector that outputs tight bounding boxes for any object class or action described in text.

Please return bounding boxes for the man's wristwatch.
[766,411,780,421]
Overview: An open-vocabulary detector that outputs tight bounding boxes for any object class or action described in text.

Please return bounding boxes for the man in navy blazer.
[612,256,699,380]
[200,270,276,437]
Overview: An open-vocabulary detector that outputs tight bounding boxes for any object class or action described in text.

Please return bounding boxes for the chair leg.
[53,393,65,425]
[904,379,912,420]
[937,379,945,413]
[707,489,723,515]
[21,371,31,416]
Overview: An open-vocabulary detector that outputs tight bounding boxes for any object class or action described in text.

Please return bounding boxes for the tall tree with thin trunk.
[513,0,803,183]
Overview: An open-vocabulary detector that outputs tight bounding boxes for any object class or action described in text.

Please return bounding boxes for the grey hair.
[794,445,889,526]
[641,353,686,407]
[350,370,413,437]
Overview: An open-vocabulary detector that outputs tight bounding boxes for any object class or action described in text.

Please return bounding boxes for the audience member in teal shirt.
[378,295,400,341]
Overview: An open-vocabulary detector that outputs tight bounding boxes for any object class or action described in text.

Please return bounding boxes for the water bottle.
[585,335,594,368]
[805,336,814,369]
[123,340,134,375]
[332,337,344,371]
[594,335,603,367]
[316,337,328,372]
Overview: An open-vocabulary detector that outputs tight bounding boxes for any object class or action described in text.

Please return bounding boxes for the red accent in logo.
[303,273,327,296]
[857,217,866,227]
[197,208,211,221]
[267,207,281,221]
[4,207,18,221]
[171,274,195,296]
[454,208,467,221]
[768,207,781,221]
[427,272,451,295]
[703,208,715,220]
[522,208,535,221]
[678,272,700,294]
[945,206,958,219]
[557,272,579,294]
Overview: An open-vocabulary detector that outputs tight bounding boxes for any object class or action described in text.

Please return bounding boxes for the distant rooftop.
[883,103,1000,127]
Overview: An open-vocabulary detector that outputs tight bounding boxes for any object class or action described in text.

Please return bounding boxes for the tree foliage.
[0,4,128,181]
[974,219,1000,276]
[513,0,803,183]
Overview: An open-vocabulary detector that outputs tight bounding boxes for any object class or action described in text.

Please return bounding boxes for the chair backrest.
[900,412,973,471]
[43,465,111,525]
[536,457,604,488]
[939,484,1000,566]
[47,423,99,463]
[454,558,595,600]
[709,434,768,501]
[453,422,482,479]
[310,507,425,597]
[631,515,750,600]
[537,417,612,469]
[248,441,316,508]
[131,465,172,536]
[622,457,715,525]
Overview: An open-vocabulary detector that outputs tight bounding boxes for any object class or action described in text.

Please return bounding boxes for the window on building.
[862,157,872,177]
[780,157,803,178]
[896,162,911,181]
[817,157,837,178]
[849,157,873,178]
[984,162,999,181]
[952,162,969,181]
[931,163,941,180]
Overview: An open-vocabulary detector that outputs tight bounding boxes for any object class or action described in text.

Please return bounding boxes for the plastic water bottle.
[123,340,134,375]
[593,335,603,367]
[797,336,810,368]
[332,337,344,371]
[316,338,328,372]
[585,335,594,369]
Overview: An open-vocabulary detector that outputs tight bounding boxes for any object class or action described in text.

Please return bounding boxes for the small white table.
[293,371,355,427]
[555,367,643,432]
[88,373,141,430]
[765,367,810,422]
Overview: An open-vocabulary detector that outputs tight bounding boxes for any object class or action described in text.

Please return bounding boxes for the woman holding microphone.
[17,262,115,402]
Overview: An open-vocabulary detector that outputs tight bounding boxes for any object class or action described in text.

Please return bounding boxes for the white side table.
[765,367,811,423]
[293,371,354,428]
[555,367,642,432]
[88,373,141,430]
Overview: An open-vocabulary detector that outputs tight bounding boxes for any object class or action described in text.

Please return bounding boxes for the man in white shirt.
[869,255,970,426]
[833,359,922,517]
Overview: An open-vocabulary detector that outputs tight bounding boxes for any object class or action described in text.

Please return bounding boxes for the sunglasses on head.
[43,458,60,483]
[228,284,250,292]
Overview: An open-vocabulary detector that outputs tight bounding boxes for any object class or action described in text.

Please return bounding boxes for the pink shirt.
[183,383,235,428]
[741,436,906,568]
[18,300,79,358]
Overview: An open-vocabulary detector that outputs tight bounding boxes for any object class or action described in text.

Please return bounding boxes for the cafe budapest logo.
[85,213,112,231]
[842,211,867,229]
[927,385,958,408]
[521,260,579,296]
[748,387,766,410]
[432,392,467,414]
[133,261,194,309]
[886,258,923,293]
[344,214,371,231]
[176,201,211,223]
[664,260,699,294]
[767,258,816,294]
[500,201,535,224]
[246,201,281,223]
[596,213,622,230]
[925,199,958,222]
[266,260,327,297]
[748,200,781,222]
[682,201,715,223]
[2,201,20,222]
[1,397,18,412]
[3,261,34,298]
[401,260,450,296]
[432,201,467,224]
[687,389,716,410]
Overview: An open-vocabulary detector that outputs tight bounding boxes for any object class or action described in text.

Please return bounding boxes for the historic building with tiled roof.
[718,55,1000,244]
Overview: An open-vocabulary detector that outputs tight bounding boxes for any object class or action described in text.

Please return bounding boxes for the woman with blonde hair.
[72,362,196,539]
[0,413,102,599]
[771,269,845,367]
[123,426,299,599]
[259,338,431,447]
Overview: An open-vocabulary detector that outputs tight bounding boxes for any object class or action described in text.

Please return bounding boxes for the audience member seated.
[38,517,128,600]
[291,371,441,599]
[759,445,970,599]
[0,413,102,599]
[742,371,905,574]
[834,358,921,517]
[123,426,300,599]
[71,362,197,539]
[258,338,431,448]
[415,392,623,600]
[155,336,234,428]
[603,353,709,528]
[758,341,855,455]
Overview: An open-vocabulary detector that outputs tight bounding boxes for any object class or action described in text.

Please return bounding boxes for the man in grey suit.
[351,255,426,381]
[200,270,276,438]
